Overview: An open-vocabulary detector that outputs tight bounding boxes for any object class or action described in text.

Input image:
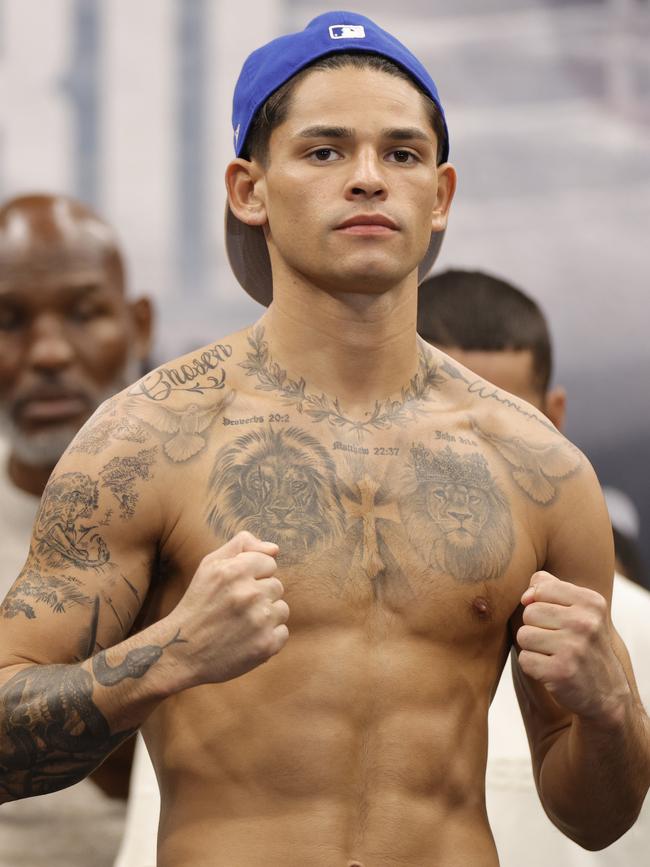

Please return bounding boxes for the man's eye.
[389,150,417,164]
[0,308,24,330]
[310,148,339,162]
[69,305,102,322]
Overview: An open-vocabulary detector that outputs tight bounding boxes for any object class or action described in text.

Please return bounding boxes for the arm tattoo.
[99,447,158,519]
[0,631,184,800]
[69,404,148,456]
[34,473,110,570]
[239,326,445,439]
[1,569,93,621]
[470,418,581,505]
[0,665,133,799]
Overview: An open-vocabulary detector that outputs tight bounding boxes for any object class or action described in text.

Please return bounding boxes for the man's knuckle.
[235,530,255,544]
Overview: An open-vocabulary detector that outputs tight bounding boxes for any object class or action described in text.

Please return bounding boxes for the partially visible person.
[603,486,648,590]
[0,192,153,867]
[418,267,650,866]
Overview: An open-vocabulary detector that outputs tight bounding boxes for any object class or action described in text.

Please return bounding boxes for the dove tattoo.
[127,397,229,463]
[470,418,581,505]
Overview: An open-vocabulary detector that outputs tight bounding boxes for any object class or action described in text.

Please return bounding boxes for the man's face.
[0,230,148,466]
[253,66,454,294]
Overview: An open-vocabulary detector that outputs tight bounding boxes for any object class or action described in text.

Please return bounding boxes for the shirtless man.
[1,12,648,867]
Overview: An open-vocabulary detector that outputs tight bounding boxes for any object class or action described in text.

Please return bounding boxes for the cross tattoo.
[342,475,401,579]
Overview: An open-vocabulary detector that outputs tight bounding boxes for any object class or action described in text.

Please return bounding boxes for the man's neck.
[7,453,53,497]
[258,279,423,410]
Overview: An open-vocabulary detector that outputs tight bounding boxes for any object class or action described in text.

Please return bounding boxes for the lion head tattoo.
[400,444,514,582]
[206,427,345,563]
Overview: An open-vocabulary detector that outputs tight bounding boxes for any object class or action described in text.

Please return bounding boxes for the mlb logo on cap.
[329,24,366,39]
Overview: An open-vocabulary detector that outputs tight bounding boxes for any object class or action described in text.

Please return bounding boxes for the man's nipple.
[471,595,493,620]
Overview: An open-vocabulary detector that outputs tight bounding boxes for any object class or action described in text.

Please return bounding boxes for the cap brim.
[225,204,444,307]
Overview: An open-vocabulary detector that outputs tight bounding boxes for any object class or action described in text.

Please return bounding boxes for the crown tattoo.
[410,444,493,489]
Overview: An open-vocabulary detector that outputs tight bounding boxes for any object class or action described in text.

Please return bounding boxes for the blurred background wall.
[0,0,648,565]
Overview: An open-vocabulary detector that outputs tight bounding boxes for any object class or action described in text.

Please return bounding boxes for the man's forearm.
[0,617,189,803]
[538,702,650,849]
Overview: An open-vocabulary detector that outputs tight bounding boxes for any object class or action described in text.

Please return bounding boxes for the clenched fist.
[167,531,290,688]
[517,571,631,723]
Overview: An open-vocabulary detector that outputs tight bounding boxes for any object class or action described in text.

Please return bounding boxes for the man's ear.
[128,297,154,363]
[225,158,267,227]
[431,162,457,234]
[543,385,567,432]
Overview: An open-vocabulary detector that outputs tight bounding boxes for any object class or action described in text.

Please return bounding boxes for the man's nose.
[26,314,76,371]
[345,149,387,201]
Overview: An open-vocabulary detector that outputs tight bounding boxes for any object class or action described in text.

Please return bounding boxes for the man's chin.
[2,424,81,468]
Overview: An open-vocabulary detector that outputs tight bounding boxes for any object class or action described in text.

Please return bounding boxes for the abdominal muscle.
[148,626,502,867]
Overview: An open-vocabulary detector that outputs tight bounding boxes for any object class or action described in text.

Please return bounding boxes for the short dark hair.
[242,52,448,166]
[417,269,552,393]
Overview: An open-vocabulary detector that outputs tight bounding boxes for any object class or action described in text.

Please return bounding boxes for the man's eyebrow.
[295,125,432,143]
[0,281,105,298]
[381,127,431,142]
[296,125,354,139]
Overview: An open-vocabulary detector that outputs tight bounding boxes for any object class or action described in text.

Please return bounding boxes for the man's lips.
[336,214,399,235]
[15,393,90,423]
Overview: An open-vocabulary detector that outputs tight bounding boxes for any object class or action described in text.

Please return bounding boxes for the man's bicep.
[0,443,161,670]
[510,461,616,774]
[543,458,616,601]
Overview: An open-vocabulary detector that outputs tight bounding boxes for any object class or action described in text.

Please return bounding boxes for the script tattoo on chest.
[239,327,445,439]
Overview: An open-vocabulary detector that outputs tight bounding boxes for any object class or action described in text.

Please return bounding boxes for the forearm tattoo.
[0,631,184,801]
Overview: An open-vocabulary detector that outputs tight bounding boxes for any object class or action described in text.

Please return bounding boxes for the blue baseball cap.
[226,11,450,306]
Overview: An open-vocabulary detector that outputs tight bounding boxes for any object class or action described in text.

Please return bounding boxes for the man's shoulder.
[48,331,244,485]
[129,329,248,407]
[433,352,589,508]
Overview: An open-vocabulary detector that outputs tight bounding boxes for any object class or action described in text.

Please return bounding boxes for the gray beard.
[0,356,143,469]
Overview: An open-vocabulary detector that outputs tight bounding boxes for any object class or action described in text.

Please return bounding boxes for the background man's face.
[0,229,149,466]
[257,66,453,294]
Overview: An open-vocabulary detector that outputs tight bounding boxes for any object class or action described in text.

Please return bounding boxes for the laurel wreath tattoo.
[239,327,445,438]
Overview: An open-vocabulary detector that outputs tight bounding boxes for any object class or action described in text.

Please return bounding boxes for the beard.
[0,355,143,469]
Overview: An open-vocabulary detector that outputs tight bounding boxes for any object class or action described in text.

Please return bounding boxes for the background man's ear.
[225,159,267,227]
[128,297,154,363]
[544,385,567,432]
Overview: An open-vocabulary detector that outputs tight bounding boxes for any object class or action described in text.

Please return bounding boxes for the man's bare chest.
[159,392,537,641]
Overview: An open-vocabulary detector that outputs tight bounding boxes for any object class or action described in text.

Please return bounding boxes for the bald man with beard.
[0,193,152,867]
